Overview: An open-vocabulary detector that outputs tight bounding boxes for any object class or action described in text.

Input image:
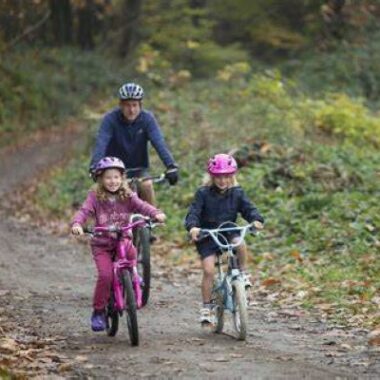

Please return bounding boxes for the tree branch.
[4,11,51,52]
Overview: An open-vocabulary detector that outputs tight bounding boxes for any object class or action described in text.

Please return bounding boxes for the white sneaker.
[241,273,252,288]
[199,307,216,325]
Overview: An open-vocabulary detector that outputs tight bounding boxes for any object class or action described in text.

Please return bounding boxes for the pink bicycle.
[84,217,154,346]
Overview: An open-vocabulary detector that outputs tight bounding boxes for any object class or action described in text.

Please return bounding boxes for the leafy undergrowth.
[0,47,122,148]
[8,66,380,329]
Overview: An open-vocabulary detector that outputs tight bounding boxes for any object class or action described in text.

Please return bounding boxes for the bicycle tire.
[134,227,151,306]
[212,289,224,334]
[106,293,119,337]
[231,279,248,341]
[123,271,139,346]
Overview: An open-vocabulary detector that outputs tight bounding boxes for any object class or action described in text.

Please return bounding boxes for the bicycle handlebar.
[198,223,256,250]
[83,214,163,236]
[125,168,167,185]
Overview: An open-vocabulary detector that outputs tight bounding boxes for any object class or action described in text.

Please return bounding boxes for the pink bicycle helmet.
[207,153,238,176]
[95,157,125,177]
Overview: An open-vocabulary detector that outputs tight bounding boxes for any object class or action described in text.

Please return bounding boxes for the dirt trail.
[0,127,379,379]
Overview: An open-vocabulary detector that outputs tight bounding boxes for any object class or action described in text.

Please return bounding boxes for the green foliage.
[35,154,92,219]
[139,0,248,77]
[313,94,380,146]
[209,0,324,52]
[282,29,380,103]
[0,47,121,147]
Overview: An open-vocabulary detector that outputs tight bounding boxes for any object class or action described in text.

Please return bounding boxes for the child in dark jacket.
[71,156,166,332]
[185,153,264,325]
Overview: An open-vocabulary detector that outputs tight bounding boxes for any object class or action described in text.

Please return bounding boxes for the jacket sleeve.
[184,189,204,231]
[89,113,114,169]
[145,112,176,168]
[71,191,96,226]
[238,189,264,224]
[128,193,162,218]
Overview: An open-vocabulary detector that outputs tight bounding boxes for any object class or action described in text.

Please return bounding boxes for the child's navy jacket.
[185,185,264,231]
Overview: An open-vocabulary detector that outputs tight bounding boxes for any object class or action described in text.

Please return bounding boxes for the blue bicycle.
[199,222,255,341]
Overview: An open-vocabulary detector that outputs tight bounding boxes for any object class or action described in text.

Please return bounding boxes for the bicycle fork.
[113,264,143,311]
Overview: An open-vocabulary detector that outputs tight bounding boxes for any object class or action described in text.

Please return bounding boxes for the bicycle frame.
[197,222,257,340]
[200,223,255,340]
[202,224,252,311]
[85,219,147,310]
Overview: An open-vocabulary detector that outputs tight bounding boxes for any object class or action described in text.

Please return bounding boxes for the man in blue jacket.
[89,82,178,205]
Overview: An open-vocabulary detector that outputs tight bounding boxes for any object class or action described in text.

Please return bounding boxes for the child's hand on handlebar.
[253,221,264,230]
[189,227,201,242]
[154,213,166,223]
[72,223,84,235]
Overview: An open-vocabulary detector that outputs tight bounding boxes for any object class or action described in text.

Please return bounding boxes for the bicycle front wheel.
[212,287,224,334]
[123,271,139,346]
[106,293,119,337]
[134,227,151,306]
[231,280,248,341]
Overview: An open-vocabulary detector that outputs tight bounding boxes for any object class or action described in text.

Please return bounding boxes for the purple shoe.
[91,311,106,332]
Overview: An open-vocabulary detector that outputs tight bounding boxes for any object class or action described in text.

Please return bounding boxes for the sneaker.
[241,273,252,288]
[199,307,216,325]
[91,311,106,332]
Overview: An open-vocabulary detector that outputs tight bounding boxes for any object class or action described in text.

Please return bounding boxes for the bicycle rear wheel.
[231,279,248,341]
[134,227,151,306]
[123,271,139,346]
[106,293,119,337]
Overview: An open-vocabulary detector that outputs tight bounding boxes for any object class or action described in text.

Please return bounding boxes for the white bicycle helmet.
[118,82,144,100]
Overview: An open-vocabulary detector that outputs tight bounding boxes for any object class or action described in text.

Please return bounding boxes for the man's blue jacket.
[90,108,176,170]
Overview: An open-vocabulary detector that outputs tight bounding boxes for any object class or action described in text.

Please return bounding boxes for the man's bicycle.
[126,168,167,306]
[84,217,155,346]
[198,222,255,341]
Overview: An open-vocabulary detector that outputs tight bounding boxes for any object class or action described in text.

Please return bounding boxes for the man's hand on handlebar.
[165,165,179,186]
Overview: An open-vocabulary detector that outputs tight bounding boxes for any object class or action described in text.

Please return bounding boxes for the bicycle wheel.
[123,271,139,346]
[231,279,248,341]
[134,227,151,306]
[212,289,224,334]
[106,293,119,337]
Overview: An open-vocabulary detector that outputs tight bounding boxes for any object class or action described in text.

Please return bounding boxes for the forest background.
[1,0,380,329]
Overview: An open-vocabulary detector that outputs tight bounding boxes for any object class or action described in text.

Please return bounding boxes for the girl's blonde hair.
[93,177,133,201]
[202,173,238,187]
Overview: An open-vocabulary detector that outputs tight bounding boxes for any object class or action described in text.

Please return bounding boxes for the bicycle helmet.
[95,157,126,177]
[207,153,238,176]
[118,82,144,100]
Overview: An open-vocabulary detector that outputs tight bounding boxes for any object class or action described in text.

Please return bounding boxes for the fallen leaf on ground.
[261,278,281,287]
[368,328,380,346]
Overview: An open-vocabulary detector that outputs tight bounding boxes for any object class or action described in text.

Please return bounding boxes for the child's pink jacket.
[71,191,161,247]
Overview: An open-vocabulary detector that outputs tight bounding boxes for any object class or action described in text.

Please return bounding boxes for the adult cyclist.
[89,82,179,206]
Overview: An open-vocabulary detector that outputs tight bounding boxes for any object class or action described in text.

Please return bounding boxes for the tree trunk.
[322,0,346,39]
[77,0,96,50]
[119,0,143,57]
[49,0,73,45]
[190,0,206,27]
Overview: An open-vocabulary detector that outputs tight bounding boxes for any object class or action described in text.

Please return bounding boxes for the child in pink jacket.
[71,156,166,331]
